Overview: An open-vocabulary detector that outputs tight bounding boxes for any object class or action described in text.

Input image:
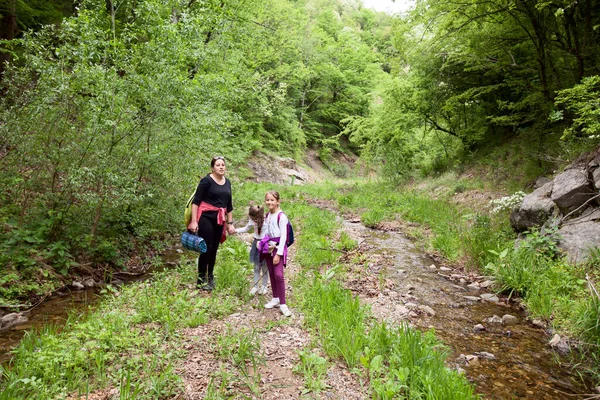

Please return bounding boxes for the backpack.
[277,212,294,247]
[183,192,195,227]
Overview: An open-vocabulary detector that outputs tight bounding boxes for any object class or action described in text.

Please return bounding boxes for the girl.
[262,190,292,317]
[236,205,269,296]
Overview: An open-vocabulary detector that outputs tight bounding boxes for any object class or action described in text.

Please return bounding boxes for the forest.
[1,0,600,398]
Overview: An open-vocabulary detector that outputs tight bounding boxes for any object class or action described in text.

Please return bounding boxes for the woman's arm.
[226,211,236,234]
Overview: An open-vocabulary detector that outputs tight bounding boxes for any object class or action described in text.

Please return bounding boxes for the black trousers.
[197,213,224,279]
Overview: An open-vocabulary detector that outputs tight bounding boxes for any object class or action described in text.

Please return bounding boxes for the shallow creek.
[343,219,592,399]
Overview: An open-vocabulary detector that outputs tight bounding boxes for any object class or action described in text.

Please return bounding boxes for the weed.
[293,349,329,394]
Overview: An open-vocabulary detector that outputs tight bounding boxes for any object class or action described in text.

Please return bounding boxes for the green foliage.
[293,349,329,394]
[363,323,476,399]
[216,327,265,378]
[555,76,600,139]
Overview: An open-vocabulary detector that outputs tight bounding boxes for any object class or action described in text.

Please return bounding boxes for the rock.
[395,305,410,315]
[418,305,436,316]
[467,282,481,290]
[480,293,500,303]
[594,169,600,190]
[475,351,496,360]
[534,176,552,189]
[480,280,495,289]
[549,334,571,354]
[502,314,519,325]
[408,311,419,318]
[531,319,546,328]
[510,181,558,232]
[558,220,600,263]
[83,278,96,288]
[439,267,452,272]
[1,313,20,324]
[404,302,419,310]
[72,281,85,290]
[465,355,480,366]
[463,296,481,302]
[428,265,437,271]
[473,324,485,332]
[594,386,600,394]
[176,248,183,253]
[0,313,27,329]
[486,315,503,324]
[551,168,595,214]
[548,334,561,347]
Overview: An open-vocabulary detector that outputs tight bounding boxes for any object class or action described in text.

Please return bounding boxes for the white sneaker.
[249,286,259,296]
[258,286,268,295]
[280,304,292,317]
[264,298,280,309]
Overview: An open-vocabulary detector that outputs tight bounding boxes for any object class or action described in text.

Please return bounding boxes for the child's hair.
[248,205,264,235]
[265,190,280,201]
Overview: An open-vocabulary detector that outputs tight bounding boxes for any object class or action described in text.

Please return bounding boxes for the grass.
[0,238,250,399]
[305,179,600,384]
[288,195,478,399]
[5,174,598,396]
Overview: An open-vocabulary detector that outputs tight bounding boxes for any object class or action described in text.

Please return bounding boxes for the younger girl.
[262,190,292,317]
[236,205,269,296]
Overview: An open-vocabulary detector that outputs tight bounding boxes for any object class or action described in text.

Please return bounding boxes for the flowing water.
[343,219,592,399]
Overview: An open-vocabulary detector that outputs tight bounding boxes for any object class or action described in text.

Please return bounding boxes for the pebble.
[502,314,518,325]
[473,324,485,332]
[476,351,496,360]
[463,296,481,302]
[418,305,436,316]
[486,315,503,324]
[439,267,452,272]
[480,293,500,303]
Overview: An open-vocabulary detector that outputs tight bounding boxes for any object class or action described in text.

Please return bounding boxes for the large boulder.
[558,209,600,262]
[550,168,596,214]
[510,181,558,231]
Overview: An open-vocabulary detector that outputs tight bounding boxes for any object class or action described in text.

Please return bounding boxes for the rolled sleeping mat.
[180,231,207,253]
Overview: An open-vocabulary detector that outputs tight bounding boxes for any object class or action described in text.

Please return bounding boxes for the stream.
[343,219,592,399]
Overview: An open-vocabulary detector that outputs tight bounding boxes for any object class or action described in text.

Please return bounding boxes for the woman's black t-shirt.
[192,175,233,215]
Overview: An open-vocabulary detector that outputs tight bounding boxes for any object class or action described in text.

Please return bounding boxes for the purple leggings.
[264,254,286,304]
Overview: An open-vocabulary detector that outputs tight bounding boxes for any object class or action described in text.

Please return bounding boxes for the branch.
[560,193,600,223]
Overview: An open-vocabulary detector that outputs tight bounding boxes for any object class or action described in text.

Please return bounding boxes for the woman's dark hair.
[248,205,264,235]
[210,156,225,168]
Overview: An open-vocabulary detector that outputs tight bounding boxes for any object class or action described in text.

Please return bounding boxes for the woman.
[187,156,236,291]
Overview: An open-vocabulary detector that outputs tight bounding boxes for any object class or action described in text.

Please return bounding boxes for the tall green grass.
[289,195,477,399]
[291,180,600,384]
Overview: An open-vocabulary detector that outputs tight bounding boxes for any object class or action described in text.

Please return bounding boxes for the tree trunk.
[0,0,18,80]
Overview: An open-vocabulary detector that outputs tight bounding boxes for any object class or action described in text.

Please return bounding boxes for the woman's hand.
[227,224,236,235]
[273,254,280,265]
[188,221,198,233]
